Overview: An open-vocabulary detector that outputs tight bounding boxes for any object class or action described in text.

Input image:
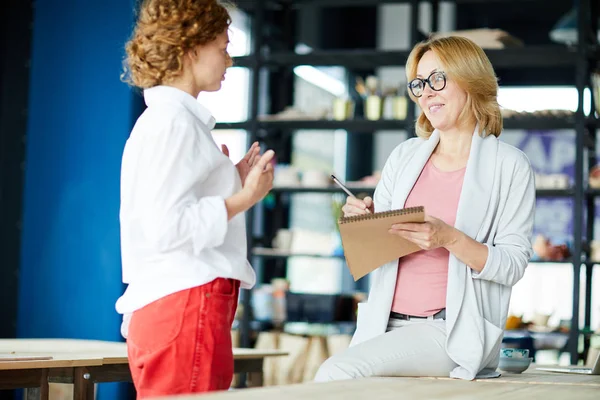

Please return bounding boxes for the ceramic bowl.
[498,357,532,374]
[500,348,530,359]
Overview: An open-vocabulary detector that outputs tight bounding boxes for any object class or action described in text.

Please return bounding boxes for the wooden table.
[0,339,288,400]
[153,370,600,400]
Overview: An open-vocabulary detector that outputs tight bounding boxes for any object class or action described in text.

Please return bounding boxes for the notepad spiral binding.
[338,206,424,224]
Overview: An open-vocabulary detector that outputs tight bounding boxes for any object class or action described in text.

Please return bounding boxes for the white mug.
[272,229,293,251]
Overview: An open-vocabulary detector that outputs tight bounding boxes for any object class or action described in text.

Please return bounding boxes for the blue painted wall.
[18,1,136,398]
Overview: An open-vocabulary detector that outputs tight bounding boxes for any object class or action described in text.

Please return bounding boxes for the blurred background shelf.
[252,247,345,259]
[215,115,578,132]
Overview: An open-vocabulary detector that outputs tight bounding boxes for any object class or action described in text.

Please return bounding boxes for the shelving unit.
[233,46,579,68]
[267,187,577,197]
[252,247,346,259]
[216,117,600,131]
[223,0,599,365]
[217,115,583,131]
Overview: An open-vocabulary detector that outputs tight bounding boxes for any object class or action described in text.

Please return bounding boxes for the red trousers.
[127,278,240,399]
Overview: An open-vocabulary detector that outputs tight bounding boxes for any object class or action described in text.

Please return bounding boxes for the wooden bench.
[152,370,600,400]
[0,338,287,400]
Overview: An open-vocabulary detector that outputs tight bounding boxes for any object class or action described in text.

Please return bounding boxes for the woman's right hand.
[241,150,275,205]
[341,196,374,217]
[225,150,275,220]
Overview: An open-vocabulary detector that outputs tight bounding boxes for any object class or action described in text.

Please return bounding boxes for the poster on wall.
[503,129,597,252]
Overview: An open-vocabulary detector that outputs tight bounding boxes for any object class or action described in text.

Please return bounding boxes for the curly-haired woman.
[116,0,275,397]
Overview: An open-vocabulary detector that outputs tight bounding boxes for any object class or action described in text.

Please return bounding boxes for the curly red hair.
[122,0,232,89]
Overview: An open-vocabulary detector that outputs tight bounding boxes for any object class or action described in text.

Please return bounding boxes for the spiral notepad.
[338,206,425,281]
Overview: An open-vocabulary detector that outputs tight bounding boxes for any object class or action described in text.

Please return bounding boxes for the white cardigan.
[349,128,535,380]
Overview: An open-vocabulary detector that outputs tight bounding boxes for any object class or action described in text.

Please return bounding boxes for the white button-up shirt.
[115,86,256,337]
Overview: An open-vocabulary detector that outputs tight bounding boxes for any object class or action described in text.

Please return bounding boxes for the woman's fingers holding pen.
[342,196,374,217]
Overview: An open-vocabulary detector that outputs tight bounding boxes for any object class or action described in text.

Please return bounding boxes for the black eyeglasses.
[408,71,447,98]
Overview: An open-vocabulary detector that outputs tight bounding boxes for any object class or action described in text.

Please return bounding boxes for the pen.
[331,175,355,198]
[331,175,372,214]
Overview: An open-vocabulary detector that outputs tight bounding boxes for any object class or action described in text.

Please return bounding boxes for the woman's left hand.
[389,215,457,251]
[222,141,261,185]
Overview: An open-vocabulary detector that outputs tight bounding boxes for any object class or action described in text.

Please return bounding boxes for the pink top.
[390,158,466,316]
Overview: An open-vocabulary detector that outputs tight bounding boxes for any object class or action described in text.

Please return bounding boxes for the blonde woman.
[117,0,274,397]
[315,36,534,381]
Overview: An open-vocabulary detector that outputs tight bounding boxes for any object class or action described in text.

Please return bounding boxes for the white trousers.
[314,318,457,381]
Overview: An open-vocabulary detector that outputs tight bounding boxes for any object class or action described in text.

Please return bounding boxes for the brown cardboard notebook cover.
[338,206,425,281]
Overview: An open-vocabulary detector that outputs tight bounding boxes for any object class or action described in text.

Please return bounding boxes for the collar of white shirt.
[143,85,216,130]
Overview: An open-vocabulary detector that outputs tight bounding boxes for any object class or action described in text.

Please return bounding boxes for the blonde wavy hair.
[405,36,503,139]
[122,0,232,89]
